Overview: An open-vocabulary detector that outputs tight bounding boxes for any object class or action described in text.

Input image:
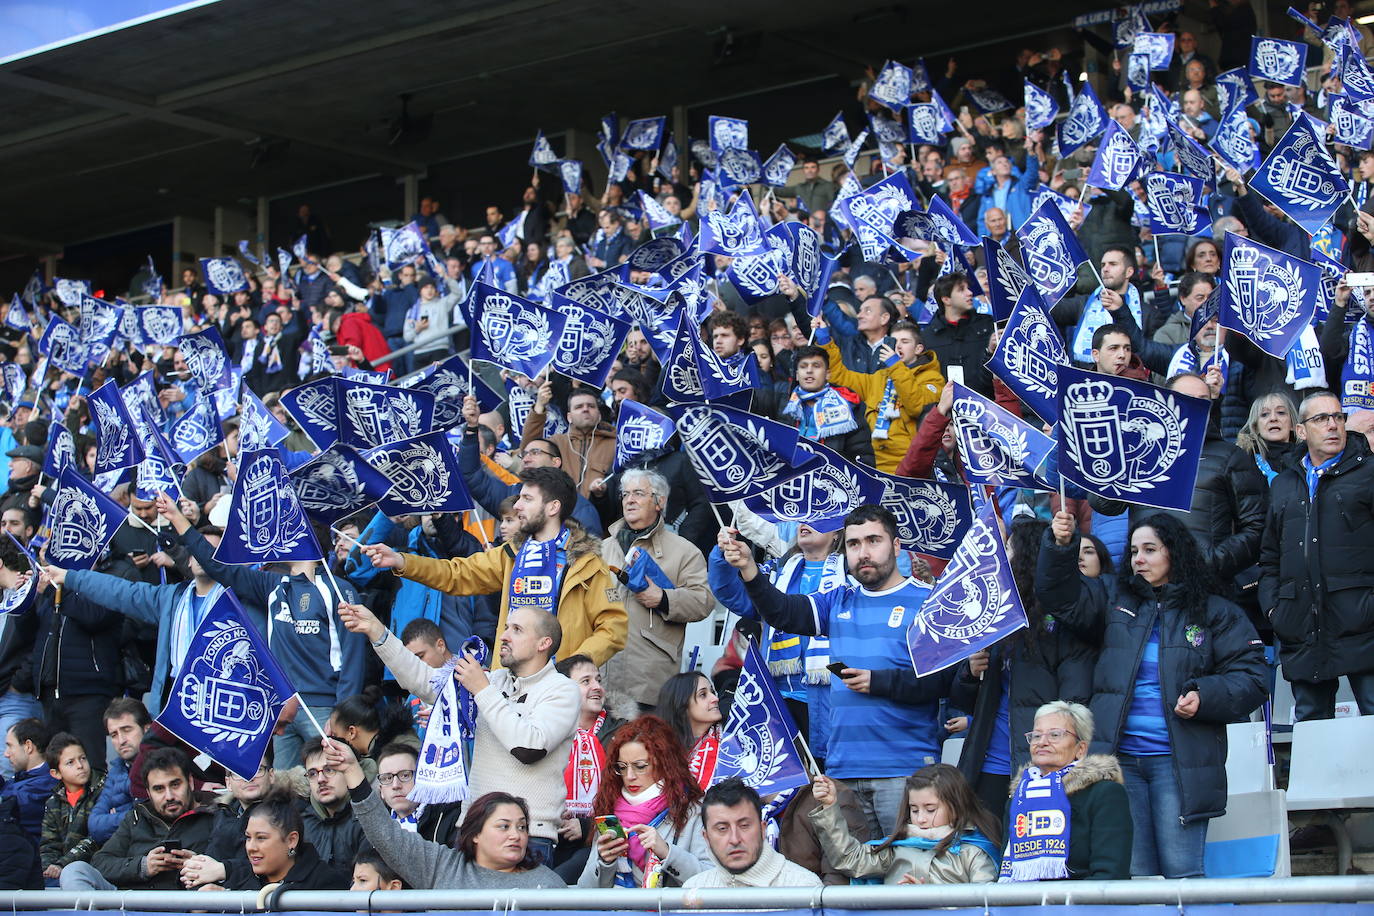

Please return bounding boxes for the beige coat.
[600,518,714,706]
[809,800,997,885]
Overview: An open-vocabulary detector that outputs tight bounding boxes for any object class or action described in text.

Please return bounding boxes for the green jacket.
[39,770,106,869]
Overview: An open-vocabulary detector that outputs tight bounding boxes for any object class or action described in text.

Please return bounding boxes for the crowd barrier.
[5,877,1374,912]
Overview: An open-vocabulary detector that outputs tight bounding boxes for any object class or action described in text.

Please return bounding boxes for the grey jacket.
[808,802,996,885]
[351,782,563,889]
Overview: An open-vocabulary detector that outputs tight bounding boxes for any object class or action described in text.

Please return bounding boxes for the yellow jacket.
[396,526,627,666]
[821,341,944,473]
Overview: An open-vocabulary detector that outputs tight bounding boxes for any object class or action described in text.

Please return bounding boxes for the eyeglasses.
[613,761,652,775]
[522,447,555,460]
[623,489,654,501]
[1300,412,1346,427]
[305,767,341,780]
[377,770,415,785]
[1025,729,1078,745]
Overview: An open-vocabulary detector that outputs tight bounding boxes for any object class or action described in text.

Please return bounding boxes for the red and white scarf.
[564,711,606,816]
[688,725,721,790]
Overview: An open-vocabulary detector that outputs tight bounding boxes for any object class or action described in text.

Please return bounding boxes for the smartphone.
[594,814,627,840]
[826,661,849,677]
[946,365,965,385]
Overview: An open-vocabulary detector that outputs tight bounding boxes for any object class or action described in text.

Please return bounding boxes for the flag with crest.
[1248,115,1349,236]
[665,402,820,503]
[45,467,128,571]
[713,640,812,794]
[365,431,474,516]
[950,383,1057,491]
[1220,231,1322,358]
[216,450,322,564]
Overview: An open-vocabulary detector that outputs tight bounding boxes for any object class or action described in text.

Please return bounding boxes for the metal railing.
[8,876,1374,911]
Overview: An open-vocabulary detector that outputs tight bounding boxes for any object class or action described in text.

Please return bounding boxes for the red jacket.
[896,378,1024,479]
[335,312,392,372]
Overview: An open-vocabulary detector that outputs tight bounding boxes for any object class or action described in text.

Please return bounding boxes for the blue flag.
[236,240,262,268]
[135,305,183,346]
[742,439,885,532]
[1056,366,1210,511]
[1330,93,1374,148]
[907,489,1028,677]
[199,258,249,295]
[45,467,128,571]
[289,444,396,526]
[78,295,122,363]
[215,370,242,423]
[761,144,796,187]
[716,148,764,188]
[169,397,225,464]
[989,287,1070,424]
[1220,231,1321,358]
[614,400,675,470]
[238,387,291,452]
[21,269,43,307]
[906,103,946,144]
[635,191,682,231]
[950,383,1057,491]
[1211,105,1261,173]
[469,282,568,379]
[895,195,979,248]
[1250,36,1307,86]
[216,450,322,564]
[379,222,429,270]
[335,378,436,451]
[665,402,821,503]
[364,430,474,516]
[1086,120,1145,190]
[0,533,37,616]
[622,116,666,151]
[1058,81,1109,156]
[1342,43,1374,103]
[558,159,583,195]
[180,326,235,393]
[708,115,749,153]
[156,589,295,780]
[88,380,147,473]
[699,189,770,258]
[820,111,849,153]
[966,87,1013,114]
[1024,79,1059,130]
[1113,4,1150,47]
[280,378,338,450]
[1166,116,1215,181]
[0,364,23,413]
[43,423,76,478]
[402,354,502,429]
[549,296,633,388]
[622,544,676,592]
[496,211,526,250]
[1017,199,1090,304]
[1249,114,1349,236]
[982,236,1031,321]
[38,316,88,374]
[1135,31,1175,69]
[54,279,91,307]
[714,640,811,794]
[1216,67,1260,117]
[5,296,30,334]
[852,467,973,559]
[134,414,185,502]
[1144,171,1212,235]
[529,130,558,170]
[870,59,913,112]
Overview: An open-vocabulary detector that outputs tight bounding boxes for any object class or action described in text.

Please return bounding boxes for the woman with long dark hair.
[214,789,348,890]
[1036,511,1266,878]
[654,672,722,788]
[947,518,1098,818]
[576,716,713,888]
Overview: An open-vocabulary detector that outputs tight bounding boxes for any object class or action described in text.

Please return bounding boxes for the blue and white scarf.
[1070,285,1142,364]
[508,527,570,616]
[1286,326,1326,391]
[852,829,1001,884]
[764,555,845,681]
[871,378,900,440]
[783,386,857,440]
[411,635,489,806]
[1342,319,1374,410]
[1167,343,1229,394]
[999,762,1074,882]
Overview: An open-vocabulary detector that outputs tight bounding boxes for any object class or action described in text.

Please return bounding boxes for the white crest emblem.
[371,442,452,508]
[1001,308,1064,401]
[1062,378,1190,494]
[176,620,282,747]
[205,259,246,293]
[617,416,668,463]
[294,452,364,512]
[1261,122,1342,212]
[92,398,131,468]
[913,517,1016,643]
[1021,216,1074,293]
[235,455,308,554]
[1061,93,1103,147]
[711,118,749,151]
[909,104,941,140]
[48,488,109,564]
[556,309,618,372]
[717,667,785,790]
[676,408,789,497]
[342,387,424,449]
[950,397,1032,485]
[479,292,553,364]
[883,480,961,553]
[1254,39,1302,82]
[1224,244,1309,341]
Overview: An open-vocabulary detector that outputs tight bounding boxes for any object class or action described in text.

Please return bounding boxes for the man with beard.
[60,748,215,890]
[717,506,952,839]
[358,467,626,666]
[1052,246,1145,366]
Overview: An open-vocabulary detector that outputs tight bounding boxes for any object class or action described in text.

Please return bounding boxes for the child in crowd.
[351,848,406,891]
[809,764,1000,884]
[39,733,105,880]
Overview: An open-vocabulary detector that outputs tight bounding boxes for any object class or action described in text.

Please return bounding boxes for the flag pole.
[293,695,336,749]
[1151,235,1162,273]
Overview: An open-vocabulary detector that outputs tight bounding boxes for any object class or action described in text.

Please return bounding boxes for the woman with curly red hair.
[575,716,715,888]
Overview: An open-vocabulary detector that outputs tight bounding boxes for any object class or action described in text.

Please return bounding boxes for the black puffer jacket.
[1089,427,1268,590]
[949,620,1097,779]
[1036,532,1268,824]
[30,588,123,700]
[298,798,365,874]
[1258,431,1374,681]
[921,310,996,397]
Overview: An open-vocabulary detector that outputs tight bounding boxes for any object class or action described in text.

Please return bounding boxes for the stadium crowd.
[0,0,1370,896]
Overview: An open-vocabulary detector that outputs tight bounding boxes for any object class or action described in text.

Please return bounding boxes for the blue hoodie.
[182,528,364,707]
[2,766,56,844]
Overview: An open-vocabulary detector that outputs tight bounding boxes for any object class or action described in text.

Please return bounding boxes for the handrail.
[7,876,1373,911]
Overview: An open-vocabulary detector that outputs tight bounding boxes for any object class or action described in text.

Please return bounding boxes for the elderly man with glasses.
[1260,389,1374,720]
[600,469,713,713]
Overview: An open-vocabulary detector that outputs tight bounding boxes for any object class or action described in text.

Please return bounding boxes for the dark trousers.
[1292,672,1374,721]
[43,694,112,768]
[973,770,1010,828]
